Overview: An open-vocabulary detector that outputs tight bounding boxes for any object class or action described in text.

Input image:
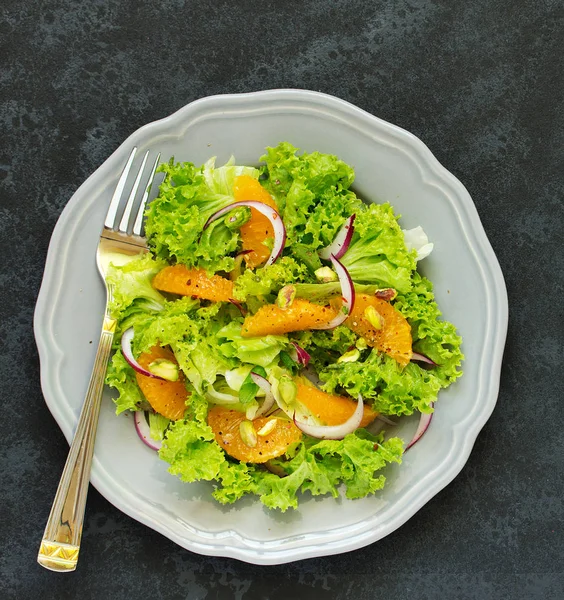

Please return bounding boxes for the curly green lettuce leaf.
[311,431,403,499]
[319,350,442,416]
[213,431,403,511]
[258,444,340,510]
[105,253,167,319]
[212,461,260,504]
[261,141,355,197]
[145,157,258,273]
[126,299,237,394]
[261,142,362,249]
[339,203,417,293]
[233,257,310,302]
[217,321,288,367]
[394,272,464,387]
[105,350,144,414]
[148,412,170,442]
[184,388,210,423]
[159,401,226,483]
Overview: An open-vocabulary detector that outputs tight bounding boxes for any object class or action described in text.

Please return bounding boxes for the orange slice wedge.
[135,345,188,420]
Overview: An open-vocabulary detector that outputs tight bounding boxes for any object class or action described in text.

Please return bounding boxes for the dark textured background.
[1,0,563,598]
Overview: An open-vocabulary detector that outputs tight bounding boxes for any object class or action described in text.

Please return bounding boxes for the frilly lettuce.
[319,351,442,416]
[217,321,288,368]
[261,142,362,249]
[105,253,166,320]
[159,418,225,483]
[105,350,145,414]
[339,203,417,293]
[394,272,463,387]
[148,412,170,442]
[210,431,403,511]
[294,326,358,373]
[233,257,310,302]
[145,156,258,273]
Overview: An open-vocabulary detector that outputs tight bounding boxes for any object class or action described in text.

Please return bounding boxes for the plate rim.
[34,89,508,564]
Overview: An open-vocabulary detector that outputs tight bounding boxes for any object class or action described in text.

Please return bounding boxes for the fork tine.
[118,150,149,233]
[133,152,161,236]
[104,147,137,230]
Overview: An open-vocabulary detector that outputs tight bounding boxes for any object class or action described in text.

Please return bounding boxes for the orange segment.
[152,265,234,303]
[136,346,188,420]
[296,382,377,428]
[241,298,338,337]
[233,175,278,268]
[207,406,302,463]
[335,294,412,366]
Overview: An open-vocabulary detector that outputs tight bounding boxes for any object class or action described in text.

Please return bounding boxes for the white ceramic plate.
[35,90,508,564]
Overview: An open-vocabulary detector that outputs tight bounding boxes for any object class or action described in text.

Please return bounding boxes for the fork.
[37,147,161,572]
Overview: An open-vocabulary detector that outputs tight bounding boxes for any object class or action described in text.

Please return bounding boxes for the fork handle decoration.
[38,293,116,572]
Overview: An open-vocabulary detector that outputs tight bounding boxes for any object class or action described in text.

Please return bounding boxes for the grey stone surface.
[1,0,563,598]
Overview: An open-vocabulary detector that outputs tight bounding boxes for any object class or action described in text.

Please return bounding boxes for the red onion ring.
[411,352,437,367]
[312,254,355,330]
[121,327,165,380]
[134,411,162,451]
[250,373,276,417]
[319,214,355,260]
[294,394,364,440]
[250,372,271,395]
[405,404,434,451]
[255,394,275,418]
[202,201,286,266]
[290,342,311,367]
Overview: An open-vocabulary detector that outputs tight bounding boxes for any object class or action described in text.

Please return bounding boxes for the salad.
[105,142,463,511]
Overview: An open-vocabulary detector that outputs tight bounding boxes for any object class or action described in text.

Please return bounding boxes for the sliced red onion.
[121,327,165,380]
[319,214,356,260]
[228,298,247,316]
[290,342,311,367]
[405,404,434,451]
[250,372,271,395]
[134,411,162,451]
[255,393,275,418]
[411,352,437,367]
[202,201,286,266]
[312,254,355,330]
[249,373,276,417]
[294,394,364,440]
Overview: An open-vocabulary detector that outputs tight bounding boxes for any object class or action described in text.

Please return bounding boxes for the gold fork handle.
[38,315,116,572]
